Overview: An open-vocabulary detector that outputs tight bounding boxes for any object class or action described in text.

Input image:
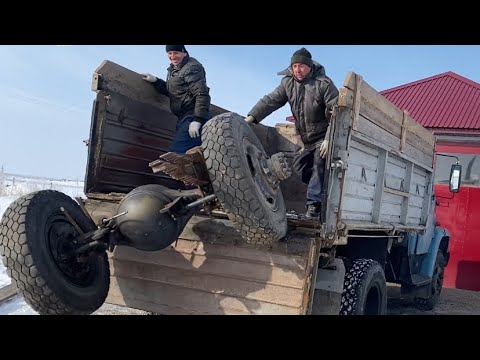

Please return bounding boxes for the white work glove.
[141,73,157,83]
[319,140,329,159]
[188,121,202,138]
[245,115,255,124]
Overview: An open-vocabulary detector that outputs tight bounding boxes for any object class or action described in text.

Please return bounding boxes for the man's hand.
[189,121,202,138]
[319,140,329,159]
[141,73,157,83]
[245,115,255,124]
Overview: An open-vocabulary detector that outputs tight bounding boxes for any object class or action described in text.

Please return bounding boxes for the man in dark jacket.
[245,47,339,219]
[142,45,211,154]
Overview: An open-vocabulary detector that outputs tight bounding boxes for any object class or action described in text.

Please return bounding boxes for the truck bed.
[323,72,436,241]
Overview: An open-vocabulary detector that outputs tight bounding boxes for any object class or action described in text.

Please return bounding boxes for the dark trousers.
[292,147,326,207]
[169,114,203,154]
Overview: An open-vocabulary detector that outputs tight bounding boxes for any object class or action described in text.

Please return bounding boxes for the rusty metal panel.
[84,90,180,195]
[85,61,228,196]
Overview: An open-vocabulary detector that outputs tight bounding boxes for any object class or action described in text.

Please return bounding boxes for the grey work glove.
[245,115,255,124]
[141,73,157,83]
[319,140,329,159]
[188,121,202,138]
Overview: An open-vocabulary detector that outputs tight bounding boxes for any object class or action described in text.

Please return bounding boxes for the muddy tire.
[340,259,387,315]
[414,251,445,311]
[202,112,287,245]
[0,190,110,315]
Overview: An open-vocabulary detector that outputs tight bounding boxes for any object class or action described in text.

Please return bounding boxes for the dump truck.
[0,60,462,315]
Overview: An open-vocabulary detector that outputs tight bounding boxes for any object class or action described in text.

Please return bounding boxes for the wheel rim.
[45,214,96,287]
[242,137,280,211]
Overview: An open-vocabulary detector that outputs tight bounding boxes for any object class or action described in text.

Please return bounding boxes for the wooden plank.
[401,163,414,224]
[345,163,377,186]
[409,194,424,208]
[340,210,371,221]
[382,192,404,206]
[372,149,387,223]
[351,74,363,131]
[110,246,306,288]
[384,187,410,198]
[106,277,303,315]
[408,206,423,220]
[164,239,308,270]
[84,198,119,224]
[400,110,408,152]
[352,119,433,170]
[344,220,425,232]
[385,158,406,190]
[110,259,305,308]
[341,196,374,214]
[405,128,435,158]
[405,114,436,149]
[343,71,435,148]
[177,216,313,259]
[344,71,405,127]
[0,284,17,303]
[349,138,379,157]
[344,180,375,198]
[348,92,433,160]
[421,173,433,224]
[380,214,402,223]
[357,91,402,139]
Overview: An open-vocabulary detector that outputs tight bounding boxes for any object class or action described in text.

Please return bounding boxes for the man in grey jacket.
[142,45,211,154]
[245,47,339,219]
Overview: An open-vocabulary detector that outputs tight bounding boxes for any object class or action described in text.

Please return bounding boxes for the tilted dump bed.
[84,61,318,314]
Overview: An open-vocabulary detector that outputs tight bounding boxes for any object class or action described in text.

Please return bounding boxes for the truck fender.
[420,227,450,277]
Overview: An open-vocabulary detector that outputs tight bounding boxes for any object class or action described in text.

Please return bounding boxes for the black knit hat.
[166,45,187,53]
[291,47,313,67]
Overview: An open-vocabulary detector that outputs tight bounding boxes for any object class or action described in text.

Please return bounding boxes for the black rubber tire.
[202,112,287,245]
[340,259,387,315]
[414,251,445,311]
[0,190,110,315]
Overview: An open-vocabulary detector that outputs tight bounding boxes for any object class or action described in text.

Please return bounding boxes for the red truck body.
[435,142,480,291]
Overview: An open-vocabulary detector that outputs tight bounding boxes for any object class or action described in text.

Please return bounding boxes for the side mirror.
[449,163,462,193]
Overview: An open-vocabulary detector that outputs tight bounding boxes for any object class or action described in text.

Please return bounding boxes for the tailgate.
[85,60,228,195]
[85,199,316,315]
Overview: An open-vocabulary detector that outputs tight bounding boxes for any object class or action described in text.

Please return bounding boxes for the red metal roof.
[380,71,480,131]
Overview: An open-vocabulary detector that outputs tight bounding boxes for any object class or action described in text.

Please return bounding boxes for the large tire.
[202,112,287,246]
[414,251,445,311]
[0,190,110,315]
[340,259,387,315]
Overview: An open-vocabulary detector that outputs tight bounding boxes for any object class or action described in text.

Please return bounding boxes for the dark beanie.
[291,47,313,67]
[166,45,187,53]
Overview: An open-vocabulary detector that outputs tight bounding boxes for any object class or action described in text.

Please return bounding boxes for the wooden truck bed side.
[85,200,317,315]
[324,72,436,242]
